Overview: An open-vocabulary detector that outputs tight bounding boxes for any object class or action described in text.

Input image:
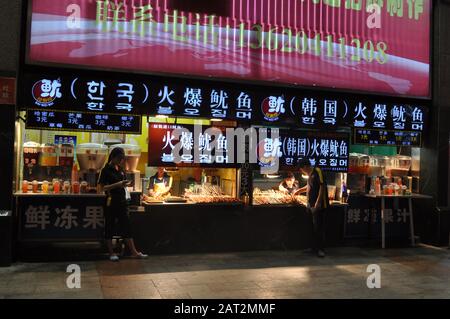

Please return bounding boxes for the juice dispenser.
[23,141,41,181]
[76,143,108,192]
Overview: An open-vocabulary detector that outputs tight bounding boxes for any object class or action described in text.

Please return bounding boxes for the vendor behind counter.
[147,167,173,197]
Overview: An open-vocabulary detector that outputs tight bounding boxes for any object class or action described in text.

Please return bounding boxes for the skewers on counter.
[253,188,307,206]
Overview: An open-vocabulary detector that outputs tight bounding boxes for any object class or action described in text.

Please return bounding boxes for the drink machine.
[76,143,108,192]
[23,142,41,181]
[347,153,370,194]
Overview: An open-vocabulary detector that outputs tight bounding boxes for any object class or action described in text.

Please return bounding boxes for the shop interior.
[14,112,423,206]
[14,114,240,205]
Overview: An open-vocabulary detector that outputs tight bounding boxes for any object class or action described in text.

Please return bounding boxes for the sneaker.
[130,252,148,259]
[110,255,120,262]
[302,248,315,254]
[317,250,326,258]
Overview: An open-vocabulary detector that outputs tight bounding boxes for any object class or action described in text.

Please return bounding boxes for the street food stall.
[14,66,432,254]
[14,0,432,255]
[13,110,145,242]
[344,123,433,247]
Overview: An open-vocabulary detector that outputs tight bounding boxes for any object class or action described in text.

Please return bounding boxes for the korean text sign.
[21,72,428,133]
[148,123,237,167]
[257,128,350,172]
[27,0,431,97]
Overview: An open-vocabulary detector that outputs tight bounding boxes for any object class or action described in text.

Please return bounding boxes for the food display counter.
[141,167,241,205]
[129,201,347,255]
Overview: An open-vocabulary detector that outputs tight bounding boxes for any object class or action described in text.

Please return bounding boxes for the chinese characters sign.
[18,196,105,240]
[26,74,149,114]
[21,72,429,132]
[353,129,422,147]
[26,109,142,134]
[257,129,350,172]
[148,124,235,167]
[344,196,414,239]
[27,0,431,97]
[351,103,426,132]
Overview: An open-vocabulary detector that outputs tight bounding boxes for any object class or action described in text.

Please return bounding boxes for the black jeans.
[105,202,132,240]
[310,208,326,251]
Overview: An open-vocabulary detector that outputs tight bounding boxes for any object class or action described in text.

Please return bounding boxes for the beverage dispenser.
[76,143,108,192]
[23,142,41,181]
[347,153,369,194]
[39,144,59,179]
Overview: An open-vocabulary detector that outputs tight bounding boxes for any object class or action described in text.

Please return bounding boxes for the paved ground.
[1,245,450,299]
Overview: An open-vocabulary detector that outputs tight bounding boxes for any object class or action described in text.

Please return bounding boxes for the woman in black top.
[98,147,147,261]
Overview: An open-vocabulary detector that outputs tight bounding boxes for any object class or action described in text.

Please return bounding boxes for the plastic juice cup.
[63,181,71,194]
[22,180,29,193]
[388,185,394,195]
[53,180,61,194]
[80,181,88,193]
[72,182,80,194]
[32,180,39,193]
[42,181,49,194]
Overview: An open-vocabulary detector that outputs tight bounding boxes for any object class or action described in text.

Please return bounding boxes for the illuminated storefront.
[12,0,434,253]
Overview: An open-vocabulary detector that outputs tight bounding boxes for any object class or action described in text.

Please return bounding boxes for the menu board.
[26,109,142,134]
[256,128,350,172]
[147,124,236,168]
[20,72,429,132]
[353,129,422,147]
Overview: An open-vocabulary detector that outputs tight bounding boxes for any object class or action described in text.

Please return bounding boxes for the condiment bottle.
[71,163,79,185]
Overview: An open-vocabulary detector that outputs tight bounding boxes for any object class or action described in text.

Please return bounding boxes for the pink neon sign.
[28,0,431,97]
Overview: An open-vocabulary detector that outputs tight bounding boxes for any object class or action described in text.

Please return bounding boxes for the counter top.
[364,194,433,199]
[253,201,348,208]
[142,201,244,207]
[14,192,106,197]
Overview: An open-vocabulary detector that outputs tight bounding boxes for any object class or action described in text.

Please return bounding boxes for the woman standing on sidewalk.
[98,147,147,262]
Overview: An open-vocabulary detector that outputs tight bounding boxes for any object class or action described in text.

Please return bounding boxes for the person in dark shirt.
[295,159,330,258]
[278,172,299,195]
[98,147,147,262]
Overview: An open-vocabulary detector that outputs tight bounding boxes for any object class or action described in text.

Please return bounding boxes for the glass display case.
[142,167,240,204]
[251,171,308,206]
